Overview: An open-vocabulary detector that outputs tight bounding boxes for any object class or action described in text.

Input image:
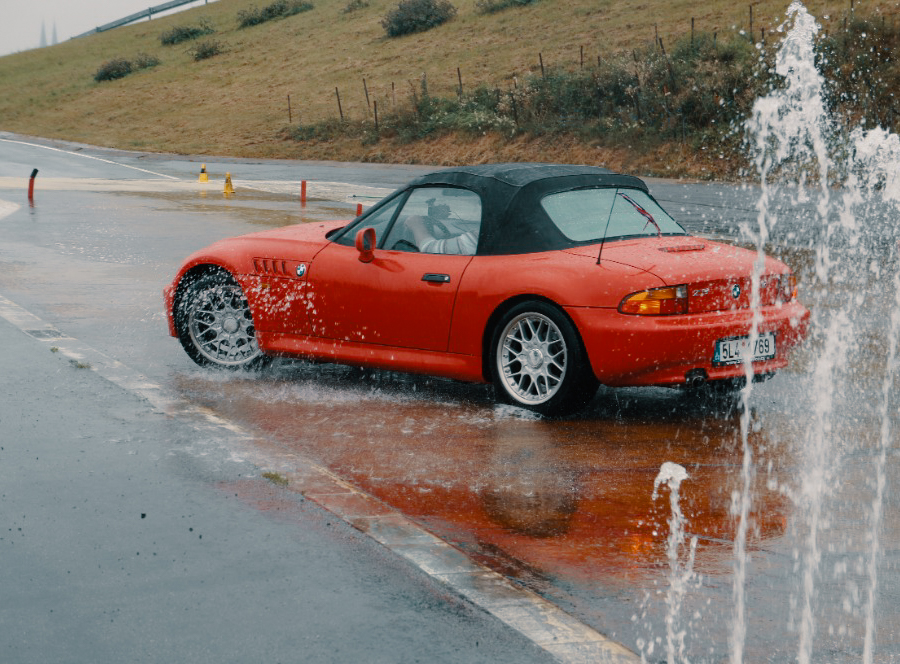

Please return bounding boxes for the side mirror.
[355,227,376,263]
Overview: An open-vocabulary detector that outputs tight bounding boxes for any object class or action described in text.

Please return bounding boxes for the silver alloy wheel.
[187,283,262,366]
[497,312,568,405]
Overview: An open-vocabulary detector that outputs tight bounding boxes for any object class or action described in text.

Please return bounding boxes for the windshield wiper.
[618,192,661,237]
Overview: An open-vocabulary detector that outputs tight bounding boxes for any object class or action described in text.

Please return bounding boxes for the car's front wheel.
[490,301,598,416]
[175,271,268,370]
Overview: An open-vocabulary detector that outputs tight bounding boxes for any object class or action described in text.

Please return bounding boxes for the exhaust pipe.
[685,369,707,388]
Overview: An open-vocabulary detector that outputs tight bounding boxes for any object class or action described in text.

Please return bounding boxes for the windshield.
[540,187,685,243]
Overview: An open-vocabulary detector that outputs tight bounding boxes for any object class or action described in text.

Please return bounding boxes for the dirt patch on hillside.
[273,132,743,180]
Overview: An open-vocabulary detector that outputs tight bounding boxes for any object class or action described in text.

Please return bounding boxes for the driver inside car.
[404,199,478,255]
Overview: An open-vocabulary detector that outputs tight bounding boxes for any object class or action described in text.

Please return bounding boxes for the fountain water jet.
[652,462,698,664]
[739,3,900,662]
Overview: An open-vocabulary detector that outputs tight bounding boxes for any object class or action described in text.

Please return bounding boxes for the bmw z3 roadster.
[164,163,810,415]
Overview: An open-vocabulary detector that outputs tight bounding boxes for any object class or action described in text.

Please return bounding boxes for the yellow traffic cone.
[198,164,209,183]
[224,173,235,195]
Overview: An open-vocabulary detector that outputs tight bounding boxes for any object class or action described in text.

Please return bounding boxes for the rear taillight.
[778,273,797,302]
[619,285,689,315]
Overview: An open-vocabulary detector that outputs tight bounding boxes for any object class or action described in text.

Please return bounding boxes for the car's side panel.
[261,333,485,382]
[447,251,665,358]
[306,243,473,352]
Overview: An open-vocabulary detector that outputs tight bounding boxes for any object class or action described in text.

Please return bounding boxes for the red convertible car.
[164,164,809,415]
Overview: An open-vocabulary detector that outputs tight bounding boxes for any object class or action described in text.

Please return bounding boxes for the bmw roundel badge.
[731,284,742,299]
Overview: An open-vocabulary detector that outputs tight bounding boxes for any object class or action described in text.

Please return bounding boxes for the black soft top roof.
[407,163,647,191]
[355,163,653,255]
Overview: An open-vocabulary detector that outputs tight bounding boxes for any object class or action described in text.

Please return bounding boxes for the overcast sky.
[0,0,215,56]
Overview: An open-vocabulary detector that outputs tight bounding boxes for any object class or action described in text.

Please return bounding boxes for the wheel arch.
[480,294,584,382]
[172,263,233,335]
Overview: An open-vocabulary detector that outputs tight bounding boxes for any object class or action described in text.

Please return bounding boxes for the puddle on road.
[171,365,797,585]
[115,190,356,228]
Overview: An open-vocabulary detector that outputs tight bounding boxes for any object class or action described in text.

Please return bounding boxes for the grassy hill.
[0,0,895,177]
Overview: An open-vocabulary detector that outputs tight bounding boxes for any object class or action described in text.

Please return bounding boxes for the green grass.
[0,0,895,176]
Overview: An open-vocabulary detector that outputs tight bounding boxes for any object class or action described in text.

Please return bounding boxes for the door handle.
[422,273,451,283]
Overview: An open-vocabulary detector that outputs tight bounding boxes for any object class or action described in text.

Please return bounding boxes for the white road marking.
[0,291,639,664]
[0,137,179,179]
[0,198,20,220]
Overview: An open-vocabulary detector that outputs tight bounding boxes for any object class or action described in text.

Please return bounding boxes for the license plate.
[713,332,776,366]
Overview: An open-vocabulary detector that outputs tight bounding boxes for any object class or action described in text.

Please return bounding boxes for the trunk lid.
[566,236,791,313]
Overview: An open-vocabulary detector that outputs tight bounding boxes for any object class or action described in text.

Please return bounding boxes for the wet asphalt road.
[0,315,559,664]
[1,133,900,662]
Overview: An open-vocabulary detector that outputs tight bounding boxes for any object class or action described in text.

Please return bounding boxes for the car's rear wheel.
[175,271,268,370]
[490,301,598,416]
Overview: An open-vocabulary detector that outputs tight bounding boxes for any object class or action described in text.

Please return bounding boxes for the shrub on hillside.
[475,0,537,15]
[343,0,369,13]
[160,20,215,45]
[94,58,133,82]
[189,39,224,61]
[237,1,314,28]
[381,0,457,37]
[133,52,161,69]
[93,53,159,82]
[817,15,900,130]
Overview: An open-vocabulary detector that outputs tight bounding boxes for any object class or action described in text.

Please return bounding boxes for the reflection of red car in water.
[164,164,810,415]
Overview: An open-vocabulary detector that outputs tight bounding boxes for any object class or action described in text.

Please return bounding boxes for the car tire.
[490,301,598,416]
[175,271,269,370]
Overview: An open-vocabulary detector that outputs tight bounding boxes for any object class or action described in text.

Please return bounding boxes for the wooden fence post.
[409,80,420,117]
[335,87,344,121]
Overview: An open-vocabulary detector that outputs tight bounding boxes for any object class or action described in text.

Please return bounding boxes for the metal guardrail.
[73,0,210,39]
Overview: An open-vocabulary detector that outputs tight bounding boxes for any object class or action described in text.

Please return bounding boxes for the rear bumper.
[567,300,810,387]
